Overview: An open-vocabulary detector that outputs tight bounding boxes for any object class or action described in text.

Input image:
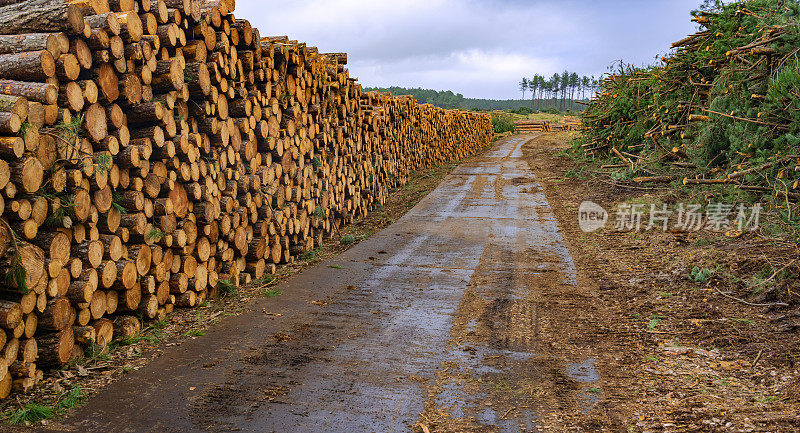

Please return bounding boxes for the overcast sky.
[235,0,704,100]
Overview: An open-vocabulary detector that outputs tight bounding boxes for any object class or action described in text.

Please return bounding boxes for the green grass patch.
[299,248,320,262]
[261,289,282,298]
[112,330,165,348]
[646,315,666,332]
[3,386,84,425]
[184,329,205,337]
[340,234,365,245]
[690,267,714,284]
[149,316,170,330]
[756,395,780,404]
[218,279,237,298]
[253,275,275,284]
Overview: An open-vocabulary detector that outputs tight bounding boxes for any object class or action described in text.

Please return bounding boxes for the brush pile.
[0,0,492,398]
[580,0,800,202]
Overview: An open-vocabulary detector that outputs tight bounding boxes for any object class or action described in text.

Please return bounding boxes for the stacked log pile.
[553,116,580,132]
[0,0,492,399]
[515,119,551,133]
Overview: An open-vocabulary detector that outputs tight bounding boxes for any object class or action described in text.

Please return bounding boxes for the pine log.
[8,360,35,378]
[74,239,103,268]
[36,327,73,366]
[95,62,119,102]
[0,79,56,104]
[136,293,157,318]
[0,94,27,119]
[89,289,106,319]
[0,136,23,158]
[37,297,70,331]
[71,325,95,345]
[2,336,18,365]
[0,372,10,399]
[22,313,35,337]
[92,318,112,345]
[0,112,19,133]
[18,337,36,362]
[112,315,139,339]
[0,0,85,35]
[0,300,21,330]
[66,268,97,303]
[10,155,43,193]
[0,50,55,81]
[84,102,108,142]
[1,234,46,294]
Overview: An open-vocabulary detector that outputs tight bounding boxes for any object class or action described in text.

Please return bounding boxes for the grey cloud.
[236,0,703,99]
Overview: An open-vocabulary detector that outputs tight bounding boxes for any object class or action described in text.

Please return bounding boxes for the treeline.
[364,86,585,112]
[464,98,574,112]
[519,72,599,111]
[364,87,466,109]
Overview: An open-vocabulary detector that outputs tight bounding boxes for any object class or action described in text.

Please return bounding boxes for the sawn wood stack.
[515,119,551,133]
[0,0,493,398]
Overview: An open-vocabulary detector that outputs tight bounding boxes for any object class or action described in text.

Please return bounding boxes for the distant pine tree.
[364,86,585,112]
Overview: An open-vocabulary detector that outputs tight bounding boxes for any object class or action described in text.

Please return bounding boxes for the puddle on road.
[566,358,600,383]
[434,350,541,433]
[566,358,601,413]
[436,381,487,419]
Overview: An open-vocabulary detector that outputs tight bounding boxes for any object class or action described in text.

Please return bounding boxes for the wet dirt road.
[47,135,594,433]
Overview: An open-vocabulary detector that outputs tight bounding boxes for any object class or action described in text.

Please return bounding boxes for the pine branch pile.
[580,0,800,203]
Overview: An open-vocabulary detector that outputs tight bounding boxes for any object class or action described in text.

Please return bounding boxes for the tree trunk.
[36,327,73,366]
[0,79,56,104]
[0,0,85,35]
[0,50,55,81]
[112,315,139,338]
[37,297,70,331]
[92,318,112,345]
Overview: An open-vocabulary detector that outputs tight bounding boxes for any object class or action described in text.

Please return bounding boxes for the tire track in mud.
[416,135,601,433]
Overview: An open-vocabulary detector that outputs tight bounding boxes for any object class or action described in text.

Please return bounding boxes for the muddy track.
[38,135,603,433]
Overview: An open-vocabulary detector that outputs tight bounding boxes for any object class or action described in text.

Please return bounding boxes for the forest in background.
[364,86,588,112]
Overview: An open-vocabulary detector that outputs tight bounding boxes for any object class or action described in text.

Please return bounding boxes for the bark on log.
[0,50,55,81]
[112,315,139,338]
[36,327,73,366]
[0,79,56,104]
[0,94,27,120]
[72,325,96,346]
[37,297,71,331]
[92,318,112,345]
[0,0,85,35]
